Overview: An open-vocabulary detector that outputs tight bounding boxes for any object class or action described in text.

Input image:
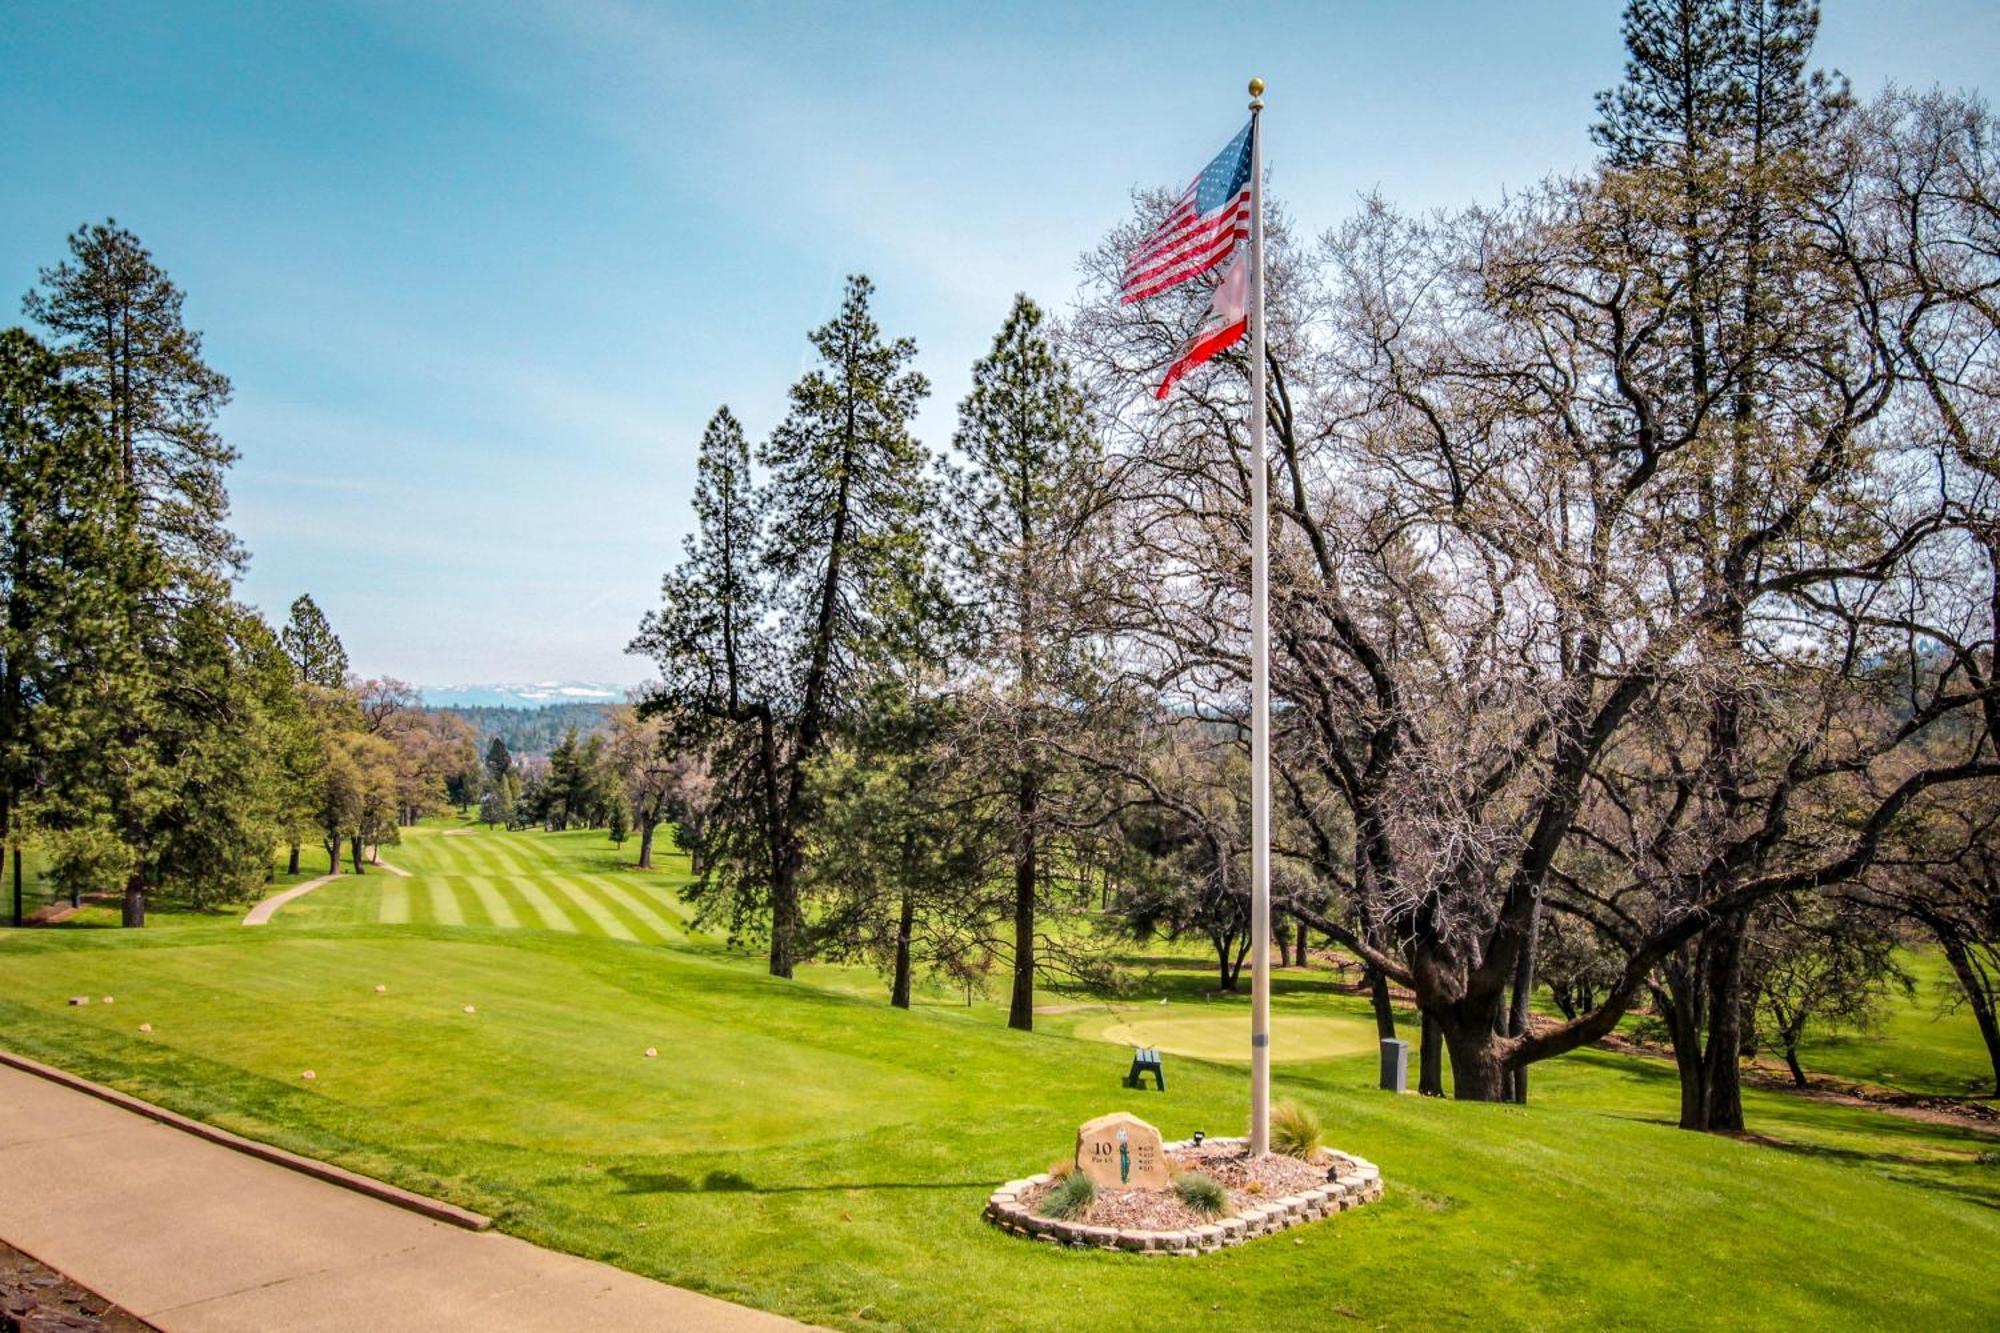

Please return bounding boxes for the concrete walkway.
[0,1064,800,1331]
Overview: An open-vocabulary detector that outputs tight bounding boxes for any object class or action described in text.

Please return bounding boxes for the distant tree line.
[429,703,614,759]
[636,0,2000,1120]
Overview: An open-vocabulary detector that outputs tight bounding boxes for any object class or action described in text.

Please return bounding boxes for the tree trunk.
[1008,769,1037,1031]
[1938,933,2000,1097]
[769,856,799,978]
[1367,967,1397,1041]
[325,839,338,875]
[3,792,16,928]
[1661,976,1711,1131]
[1703,911,1748,1132]
[287,843,301,876]
[763,709,797,979]
[121,866,145,928]
[1294,922,1310,967]
[1418,1013,1445,1097]
[1437,1006,1507,1102]
[1216,932,1251,991]
[773,393,859,979]
[891,885,915,1010]
[637,817,656,871]
[1783,1041,1807,1088]
[350,835,365,875]
[1506,901,1541,1104]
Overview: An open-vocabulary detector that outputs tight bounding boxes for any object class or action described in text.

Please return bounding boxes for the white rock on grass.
[462,1005,477,1015]
[374,985,387,994]
[67,997,89,1006]
[139,1023,152,1034]
[101,996,114,1004]
[301,1070,317,1082]
[644,1047,658,1058]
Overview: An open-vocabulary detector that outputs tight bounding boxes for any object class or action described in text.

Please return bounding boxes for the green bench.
[1125,1046,1166,1091]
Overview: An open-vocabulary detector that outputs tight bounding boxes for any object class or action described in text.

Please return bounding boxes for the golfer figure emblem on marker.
[1074,1113,1169,1190]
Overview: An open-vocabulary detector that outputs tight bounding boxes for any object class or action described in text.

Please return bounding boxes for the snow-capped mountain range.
[418,682,634,709]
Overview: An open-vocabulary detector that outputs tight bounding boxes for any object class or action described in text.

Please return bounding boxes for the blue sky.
[4,1,1995,685]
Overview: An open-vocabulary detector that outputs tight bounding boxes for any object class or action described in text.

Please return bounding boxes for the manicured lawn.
[267,826,712,949]
[1792,949,1998,1098]
[1,825,1995,1330]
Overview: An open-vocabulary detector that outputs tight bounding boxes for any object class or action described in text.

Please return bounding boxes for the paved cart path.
[242,875,338,925]
[0,1063,800,1332]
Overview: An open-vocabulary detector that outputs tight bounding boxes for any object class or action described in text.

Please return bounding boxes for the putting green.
[1083,1010,1382,1063]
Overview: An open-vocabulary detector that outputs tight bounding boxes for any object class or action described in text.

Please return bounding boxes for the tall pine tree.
[1587,0,1850,1130]
[947,294,1105,1030]
[24,222,256,925]
[0,329,126,924]
[281,593,349,688]
[637,277,940,977]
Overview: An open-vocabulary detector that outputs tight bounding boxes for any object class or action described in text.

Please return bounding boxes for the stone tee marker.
[1075,1112,1170,1190]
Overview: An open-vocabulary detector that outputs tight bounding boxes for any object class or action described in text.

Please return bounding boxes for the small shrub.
[1270,1099,1324,1160]
[1244,1179,1265,1196]
[1042,1170,1096,1219]
[1173,1171,1230,1218]
[1045,1159,1074,1182]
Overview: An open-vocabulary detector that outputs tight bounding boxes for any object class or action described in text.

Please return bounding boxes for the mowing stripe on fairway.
[518,835,579,866]
[541,875,636,941]
[536,878,609,936]
[377,882,411,924]
[467,837,538,876]
[462,877,521,929]
[402,880,435,925]
[638,881,694,928]
[564,876,666,944]
[610,870,690,926]
[421,880,466,926]
[431,841,483,876]
[488,834,554,865]
[584,875,687,942]
[430,837,498,880]
[501,878,570,932]
[449,879,494,927]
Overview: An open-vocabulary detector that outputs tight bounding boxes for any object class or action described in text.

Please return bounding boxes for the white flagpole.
[1246,76,1272,1157]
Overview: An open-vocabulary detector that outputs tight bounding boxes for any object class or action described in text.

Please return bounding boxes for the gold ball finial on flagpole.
[1248,77,1265,98]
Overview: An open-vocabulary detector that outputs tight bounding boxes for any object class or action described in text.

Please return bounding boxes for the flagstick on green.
[1245,74,1273,1158]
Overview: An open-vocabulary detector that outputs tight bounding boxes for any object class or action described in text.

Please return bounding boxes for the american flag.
[1120,121,1253,304]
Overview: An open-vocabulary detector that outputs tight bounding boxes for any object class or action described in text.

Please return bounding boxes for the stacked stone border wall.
[983,1136,1383,1255]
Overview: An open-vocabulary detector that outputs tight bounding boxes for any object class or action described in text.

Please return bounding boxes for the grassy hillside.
[1794,949,1997,1097]
[1,825,1994,1330]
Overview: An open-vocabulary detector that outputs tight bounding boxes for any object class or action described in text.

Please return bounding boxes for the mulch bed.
[0,1240,153,1333]
[1018,1145,1347,1232]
